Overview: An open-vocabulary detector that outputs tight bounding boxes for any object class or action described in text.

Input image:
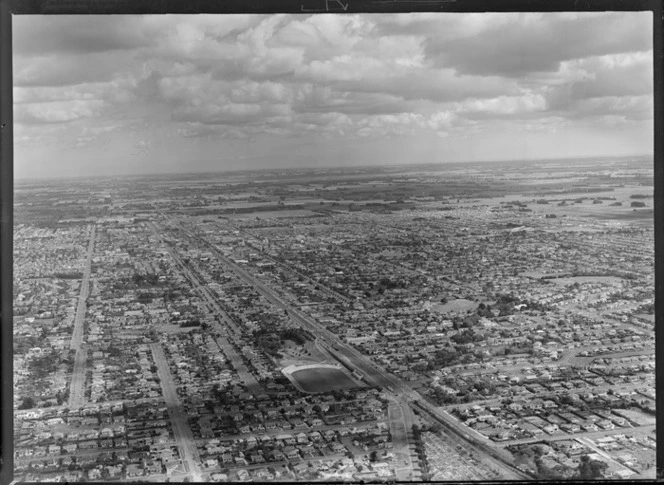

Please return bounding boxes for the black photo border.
[1,1,662,483]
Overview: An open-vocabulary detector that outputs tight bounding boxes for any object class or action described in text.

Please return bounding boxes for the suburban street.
[211,334,262,394]
[147,220,262,394]
[225,221,352,306]
[503,423,656,446]
[166,216,529,480]
[12,16,656,484]
[150,343,203,482]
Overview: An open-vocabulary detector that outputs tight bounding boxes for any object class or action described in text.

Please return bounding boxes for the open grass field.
[290,367,359,393]
[431,298,477,314]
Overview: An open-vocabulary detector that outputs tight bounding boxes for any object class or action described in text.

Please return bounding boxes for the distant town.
[13,156,655,482]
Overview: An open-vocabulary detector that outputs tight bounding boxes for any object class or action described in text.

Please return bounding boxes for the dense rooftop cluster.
[13,159,655,481]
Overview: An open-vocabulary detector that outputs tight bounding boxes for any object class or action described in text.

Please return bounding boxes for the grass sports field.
[290,367,358,393]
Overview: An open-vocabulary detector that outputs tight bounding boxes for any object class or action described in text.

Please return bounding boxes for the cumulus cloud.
[13,53,127,87]
[563,95,653,121]
[424,12,652,77]
[456,94,547,120]
[14,99,104,124]
[12,12,654,175]
[293,86,414,116]
[172,100,291,126]
[14,84,102,104]
[552,52,653,103]
[13,16,158,56]
[333,69,519,104]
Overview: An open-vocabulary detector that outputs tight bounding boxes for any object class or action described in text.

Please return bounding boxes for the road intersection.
[159,215,529,480]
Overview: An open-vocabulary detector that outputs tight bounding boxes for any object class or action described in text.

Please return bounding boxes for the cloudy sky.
[13,12,653,179]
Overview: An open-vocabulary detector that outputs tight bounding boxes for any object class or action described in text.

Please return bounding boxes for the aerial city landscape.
[11,10,655,483]
[13,157,655,481]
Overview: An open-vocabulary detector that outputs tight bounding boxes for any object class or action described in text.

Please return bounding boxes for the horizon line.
[14,153,654,184]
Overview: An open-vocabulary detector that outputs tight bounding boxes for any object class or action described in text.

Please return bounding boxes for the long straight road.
[221,220,352,305]
[165,217,529,479]
[150,343,203,482]
[225,253,526,478]
[211,334,262,394]
[388,401,416,480]
[68,346,88,408]
[68,224,96,408]
[147,220,262,394]
[70,225,95,349]
[576,436,636,472]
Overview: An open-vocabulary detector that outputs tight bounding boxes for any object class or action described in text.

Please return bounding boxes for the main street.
[387,400,418,480]
[147,220,262,394]
[211,334,262,394]
[68,224,96,409]
[150,343,204,482]
[68,346,88,409]
[221,221,353,305]
[70,224,95,350]
[163,215,529,479]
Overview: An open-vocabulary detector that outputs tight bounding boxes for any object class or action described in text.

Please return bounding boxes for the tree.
[107,346,122,358]
[18,396,35,409]
[576,455,608,480]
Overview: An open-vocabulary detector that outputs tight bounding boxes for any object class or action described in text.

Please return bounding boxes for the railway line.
[156,213,530,480]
